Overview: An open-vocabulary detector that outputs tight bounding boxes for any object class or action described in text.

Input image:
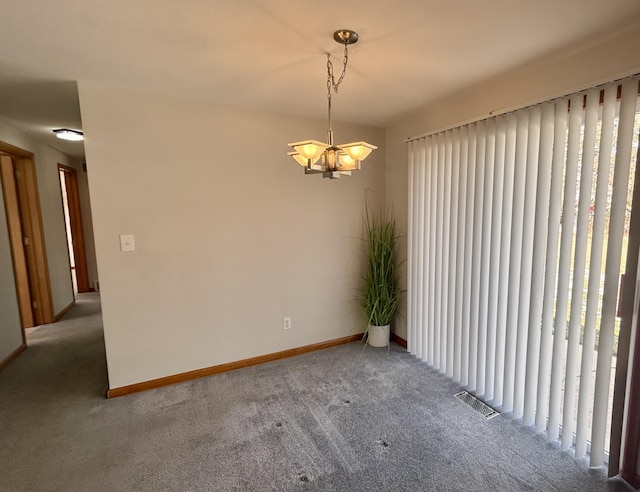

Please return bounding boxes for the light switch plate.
[120,234,135,252]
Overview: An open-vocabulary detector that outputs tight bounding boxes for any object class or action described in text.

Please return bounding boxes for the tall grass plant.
[359,199,403,331]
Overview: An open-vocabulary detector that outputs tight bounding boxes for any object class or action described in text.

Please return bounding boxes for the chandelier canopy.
[287,30,377,179]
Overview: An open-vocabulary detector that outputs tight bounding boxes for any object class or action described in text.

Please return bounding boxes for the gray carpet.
[0,293,633,491]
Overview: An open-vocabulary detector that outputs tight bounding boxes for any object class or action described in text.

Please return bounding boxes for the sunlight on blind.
[407,76,640,466]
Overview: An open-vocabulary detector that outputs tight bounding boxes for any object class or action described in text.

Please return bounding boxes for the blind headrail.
[405,73,640,143]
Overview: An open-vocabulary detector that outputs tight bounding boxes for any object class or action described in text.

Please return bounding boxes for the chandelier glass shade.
[287,30,377,179]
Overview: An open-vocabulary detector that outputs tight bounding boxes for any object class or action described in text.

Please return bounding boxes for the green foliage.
[359,198,403,328]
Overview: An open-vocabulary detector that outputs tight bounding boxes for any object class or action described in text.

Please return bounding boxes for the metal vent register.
[454,391,500,420]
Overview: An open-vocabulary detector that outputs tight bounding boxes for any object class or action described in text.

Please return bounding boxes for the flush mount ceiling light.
[53,129,84,141]
[288,29,377,179]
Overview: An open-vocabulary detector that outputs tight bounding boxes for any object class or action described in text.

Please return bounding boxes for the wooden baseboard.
[391,333,407,348]
[0,343,26,373]
[107,333,365,398]
[54,300,75,322]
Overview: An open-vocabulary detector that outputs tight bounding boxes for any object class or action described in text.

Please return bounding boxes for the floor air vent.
[454,391,500,420]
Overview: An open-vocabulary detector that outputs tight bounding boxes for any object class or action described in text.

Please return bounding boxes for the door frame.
[58,164,90,293]
[0,141,54,327]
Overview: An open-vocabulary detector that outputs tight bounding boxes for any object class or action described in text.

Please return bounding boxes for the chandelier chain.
[326,43,349,138]
[326,43,349,99]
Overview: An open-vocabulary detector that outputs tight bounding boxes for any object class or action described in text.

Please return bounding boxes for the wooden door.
[0,142,53,327]
[0,154,35,327]
[58,164,90,293]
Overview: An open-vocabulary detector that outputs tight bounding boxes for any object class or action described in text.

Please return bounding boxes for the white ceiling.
[1,0,640,159]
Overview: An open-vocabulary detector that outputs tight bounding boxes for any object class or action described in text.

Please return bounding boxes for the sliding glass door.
[407,76,640,468]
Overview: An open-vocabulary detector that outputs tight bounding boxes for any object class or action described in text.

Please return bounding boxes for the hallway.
[15,293,108,397]
[0,293,111,489]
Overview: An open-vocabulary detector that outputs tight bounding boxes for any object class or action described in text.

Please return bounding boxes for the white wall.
[385,24,640,340]
[78,81,386,389]
[0,120,77,318]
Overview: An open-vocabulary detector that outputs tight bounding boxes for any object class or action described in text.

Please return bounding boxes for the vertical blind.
[407,76,640,466]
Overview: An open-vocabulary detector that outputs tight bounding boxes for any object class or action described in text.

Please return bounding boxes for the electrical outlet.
[283,317,292,330]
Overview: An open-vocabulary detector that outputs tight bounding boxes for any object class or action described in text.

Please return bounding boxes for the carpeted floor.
[0,293,633,491]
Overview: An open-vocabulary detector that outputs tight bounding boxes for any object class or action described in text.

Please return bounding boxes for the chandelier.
[287,30,377,179]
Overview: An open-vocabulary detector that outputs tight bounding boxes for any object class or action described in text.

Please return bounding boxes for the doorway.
[0,143,54,328]
[58,164,90,294]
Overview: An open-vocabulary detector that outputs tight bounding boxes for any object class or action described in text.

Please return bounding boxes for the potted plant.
[359,199,402,347]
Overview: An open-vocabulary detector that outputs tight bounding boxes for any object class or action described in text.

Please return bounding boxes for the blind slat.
[493,113,518,407]
[428,139,437,365]
[523,102,555,425]
[591,77,639,466]
[503,110,529,413]
[515,107,541,420]
[562,89,600,449]
[421,145,430,361]
[477,120,494,396]
[415,144,426,360]
[485,116,506,401]
[454,128,468,382]
[575,85,618,457]
[469,121,487,390]
[407,141,420,354]
[440,134,450,373]
[535,100,568,432]
[449,129,461,380]
[461,127,477,386]
[549,94,583,441]
[434,136,443,370]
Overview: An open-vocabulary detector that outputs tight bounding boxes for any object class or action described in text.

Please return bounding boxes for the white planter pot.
[367,324,390,347]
